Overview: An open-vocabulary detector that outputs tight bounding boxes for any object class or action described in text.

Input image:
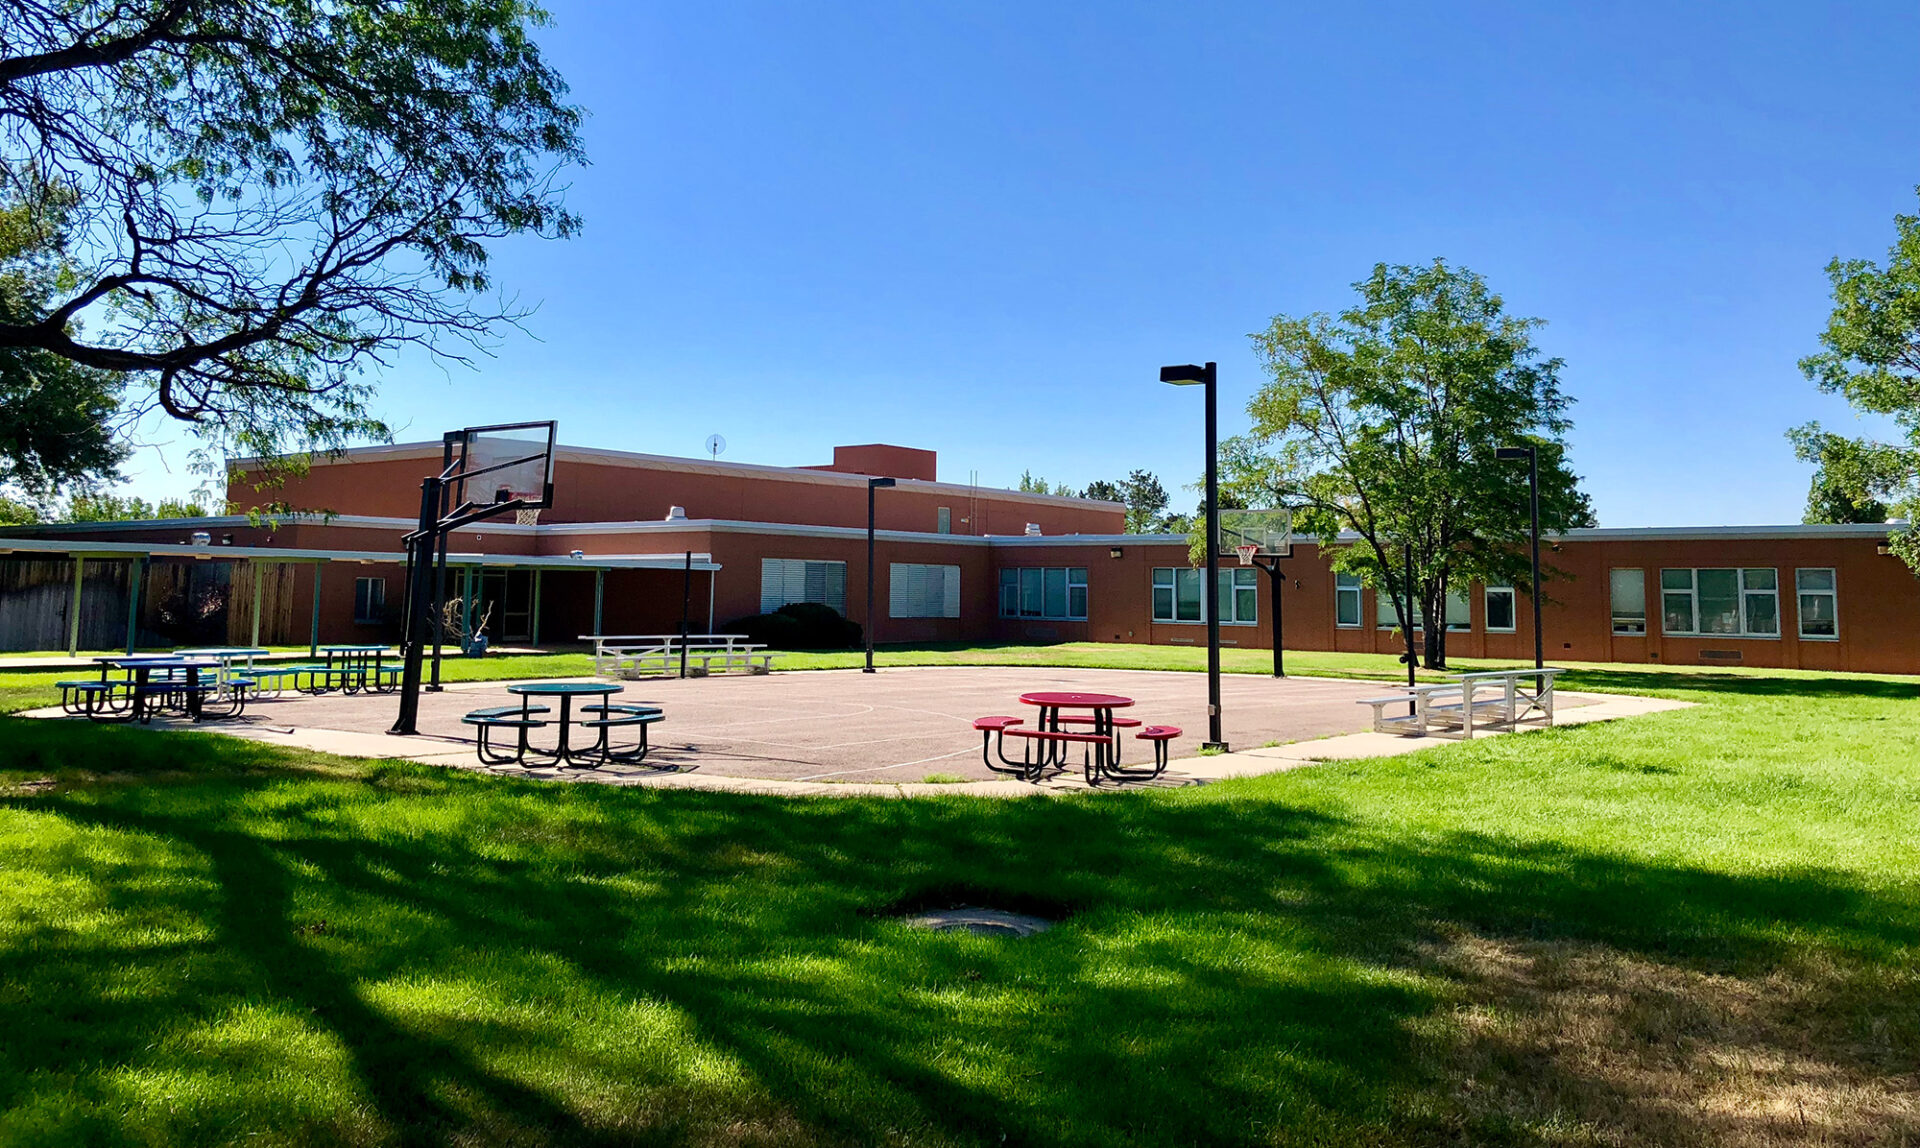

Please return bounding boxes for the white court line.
[794,746,975,782]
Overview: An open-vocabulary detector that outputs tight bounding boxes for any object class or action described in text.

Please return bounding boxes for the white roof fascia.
[0,536,716,570]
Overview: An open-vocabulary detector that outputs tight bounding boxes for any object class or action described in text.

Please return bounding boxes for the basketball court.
[234,666,1418,784]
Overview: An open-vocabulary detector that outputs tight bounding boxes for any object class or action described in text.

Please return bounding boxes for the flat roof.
[226,440,1127,511]
[0,536,720,570]
[0,515,1897,553]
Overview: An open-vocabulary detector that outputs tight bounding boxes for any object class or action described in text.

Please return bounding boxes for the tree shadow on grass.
[2,748,1918,1146]
[1556,665,1919,701]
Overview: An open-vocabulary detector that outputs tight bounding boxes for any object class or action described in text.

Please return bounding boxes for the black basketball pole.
[390,474,443,736]
[678,550,693,679]
[1264,559,1285,678]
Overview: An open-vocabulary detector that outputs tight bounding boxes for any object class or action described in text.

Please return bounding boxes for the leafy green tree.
[1083,470,1172,533]
[0,0,585,490]
[1792,190,1920,560]
[155,497,210,519]
[0,176,127,496]
[1789,429,1896,524]
[0,494,41,524]
[1015,470,1074,497]
[65,491,152,521]
[1231,261,1593,668]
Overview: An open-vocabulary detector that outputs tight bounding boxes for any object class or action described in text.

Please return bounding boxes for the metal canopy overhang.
[0,536,719,571]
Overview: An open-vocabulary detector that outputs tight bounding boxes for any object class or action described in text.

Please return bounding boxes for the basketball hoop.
[1234,544,1260,567]
[508,492,543,526]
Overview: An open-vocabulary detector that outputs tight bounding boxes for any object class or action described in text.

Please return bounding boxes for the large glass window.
[1335,573,1362,628]
[890,564,960,618]
[1661,568,1695,634]
[1223,568,1258,624]
[1377,588,1467,630]
[1485,586,1516,632]
[1151,567,1257,623]
[1377,589,1425,631]
[1796,568,1838,639]
[353,577,385,625]
[1610,568,1647,635]
[999,567,1086,620]
[1660,568,1779,637]
[760,559,847,614]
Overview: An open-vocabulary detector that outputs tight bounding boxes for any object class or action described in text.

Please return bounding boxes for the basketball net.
[1234,544,1260,567]
[509,492,542,527]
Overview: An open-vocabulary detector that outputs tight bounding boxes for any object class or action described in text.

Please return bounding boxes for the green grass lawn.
[1,649,1917,1145]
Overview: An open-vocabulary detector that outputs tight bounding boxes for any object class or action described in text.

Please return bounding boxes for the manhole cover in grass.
[901,906,1052,938]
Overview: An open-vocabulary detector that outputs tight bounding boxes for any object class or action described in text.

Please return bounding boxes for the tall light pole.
[1161,362,1227,751]
[1496,445,1543,669]
[865,476,895,673]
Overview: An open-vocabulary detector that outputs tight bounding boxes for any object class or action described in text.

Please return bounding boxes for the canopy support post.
[67,557,84,657]
[125,557,145,654]
[310,564,324,655]
[531,568,544,647]
[250,561,265,648]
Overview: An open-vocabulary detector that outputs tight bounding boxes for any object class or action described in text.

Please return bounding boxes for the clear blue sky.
[123,1,1920,526]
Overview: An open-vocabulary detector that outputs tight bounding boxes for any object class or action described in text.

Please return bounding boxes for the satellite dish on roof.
[705,433,726,461]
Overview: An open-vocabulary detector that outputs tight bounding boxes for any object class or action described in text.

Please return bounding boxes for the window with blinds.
[889,563,961,618]
[760,558,847,614]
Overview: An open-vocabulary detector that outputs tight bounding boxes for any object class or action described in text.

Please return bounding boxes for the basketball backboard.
[447,421,556,516]
[1218,508,1293,559]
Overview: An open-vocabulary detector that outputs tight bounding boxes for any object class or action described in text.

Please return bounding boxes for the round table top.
[103,656,214,668]
[508,681,623,696]
[1018,691,1135,709]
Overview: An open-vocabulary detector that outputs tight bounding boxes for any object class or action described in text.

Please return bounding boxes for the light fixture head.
[1160,363,1211,387]
[869,476,896,488]
[1494,446,1534,461]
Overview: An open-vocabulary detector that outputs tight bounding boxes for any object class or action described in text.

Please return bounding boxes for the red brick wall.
[228,447,1125,537]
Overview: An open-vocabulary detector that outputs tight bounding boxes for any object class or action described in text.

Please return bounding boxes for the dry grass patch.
[1418,930,1920,1146]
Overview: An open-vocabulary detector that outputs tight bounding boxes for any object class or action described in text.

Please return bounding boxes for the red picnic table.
[969,691,1179,785]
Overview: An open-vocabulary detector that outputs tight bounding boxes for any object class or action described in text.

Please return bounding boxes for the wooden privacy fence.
[0,556,306,653]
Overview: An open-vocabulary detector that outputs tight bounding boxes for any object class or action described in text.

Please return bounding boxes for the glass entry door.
[478,569,535,643]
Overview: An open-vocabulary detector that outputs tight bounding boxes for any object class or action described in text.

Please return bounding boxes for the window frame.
[1610,567,1648,635]
[889,563,961,619]
[998,566,1087,621]
[1659,567,1781,638]
[353,576,386,625]
[759,558,849,615]
[1334,573,1363,629]
[1794,567,1839,641]
[1484,585,1517,633]
[1151,566,1251,624]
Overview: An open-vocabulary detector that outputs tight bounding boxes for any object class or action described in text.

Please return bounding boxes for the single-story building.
[1,440,1911,674]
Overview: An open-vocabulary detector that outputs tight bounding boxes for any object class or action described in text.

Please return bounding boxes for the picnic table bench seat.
[1055,714,1143,729]
[585,634,779,679]
[463,707,551,766]
[1359,668,1564,739]
[578,703,665,763]
[57,679,116,716]
[1002,726,1111,746]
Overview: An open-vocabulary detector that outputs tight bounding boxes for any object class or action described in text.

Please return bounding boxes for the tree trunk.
[1422,582,1449,669]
